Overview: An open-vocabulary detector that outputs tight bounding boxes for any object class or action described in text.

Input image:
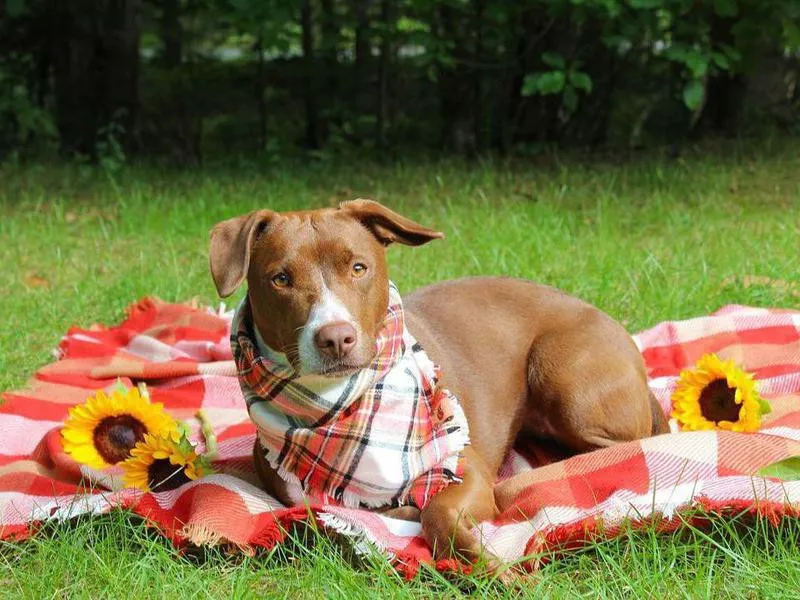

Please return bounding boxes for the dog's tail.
[649,390,670,435]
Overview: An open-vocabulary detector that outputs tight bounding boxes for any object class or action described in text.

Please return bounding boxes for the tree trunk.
[300,0,321,149]
[565,18,616,147]
[504,8,561,147]
[255,36,268,150]
[472,0,486,152]
[351,0,372,134]
[51,0,140,157]
[436,3,474,153]
[501,14,525,153]
[51,0,101,156]
[375,0,392,148]
[321,0,338,94]
[320,0,338,139]
[353,0,371,80]
[103,0,141,151]
[160,0,182,69]
[34,17,53,109]
[695,15,745,136]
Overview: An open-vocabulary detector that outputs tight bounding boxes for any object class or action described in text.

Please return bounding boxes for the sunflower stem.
[195,409,218,460]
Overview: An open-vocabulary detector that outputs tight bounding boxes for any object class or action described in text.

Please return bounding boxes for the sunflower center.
[147,459,191,492]
[698,379,740,423]
[93,415,147,464]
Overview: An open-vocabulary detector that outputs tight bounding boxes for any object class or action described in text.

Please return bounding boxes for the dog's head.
[209,200,443,377]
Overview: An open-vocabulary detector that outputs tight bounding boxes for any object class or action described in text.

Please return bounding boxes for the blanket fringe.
[317,511,395,561]
[178,522,226,546]
[524,496,800,564]
[178,522,256,556]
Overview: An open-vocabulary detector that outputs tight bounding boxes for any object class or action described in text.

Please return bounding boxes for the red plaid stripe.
[2,298,799,579]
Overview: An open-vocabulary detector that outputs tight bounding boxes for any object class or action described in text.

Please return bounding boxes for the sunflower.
[121,433,210,492]
[61,386,179,469]
[671,353,771,432]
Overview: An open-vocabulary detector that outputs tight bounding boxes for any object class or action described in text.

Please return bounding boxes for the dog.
[209,199,669,569]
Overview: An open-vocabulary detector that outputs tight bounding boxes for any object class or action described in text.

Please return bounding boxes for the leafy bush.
[0,0,798,158]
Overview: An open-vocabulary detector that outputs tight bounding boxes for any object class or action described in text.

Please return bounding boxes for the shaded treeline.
[1,0,798,163]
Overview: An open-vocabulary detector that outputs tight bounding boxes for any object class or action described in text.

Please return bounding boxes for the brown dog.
[209,199,668,567]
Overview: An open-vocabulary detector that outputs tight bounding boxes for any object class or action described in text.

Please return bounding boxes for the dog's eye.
[271,272,290,288]
[352,263,368,277]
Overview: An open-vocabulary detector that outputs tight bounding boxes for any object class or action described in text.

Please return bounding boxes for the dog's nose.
[314,322,357,359]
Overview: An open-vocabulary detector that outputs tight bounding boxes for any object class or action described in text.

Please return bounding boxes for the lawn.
[1,140,799,598]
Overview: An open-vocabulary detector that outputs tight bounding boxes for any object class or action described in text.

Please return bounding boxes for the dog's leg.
[378,506,421,521]
[524,325,662,453]
[420,446,500,565]
[649,390,670,435]
[252,440,307,507]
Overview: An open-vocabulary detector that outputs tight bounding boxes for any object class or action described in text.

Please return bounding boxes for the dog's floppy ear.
[340,199,444,246]
[209,209,273,297]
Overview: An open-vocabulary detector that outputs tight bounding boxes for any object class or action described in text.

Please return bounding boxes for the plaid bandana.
[231,282,470,509]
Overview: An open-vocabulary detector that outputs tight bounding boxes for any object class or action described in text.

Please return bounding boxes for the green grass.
[2,509,800,598]
[1,140,799,598]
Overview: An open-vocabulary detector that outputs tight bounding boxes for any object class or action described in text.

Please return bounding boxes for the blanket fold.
[2,298,799,578]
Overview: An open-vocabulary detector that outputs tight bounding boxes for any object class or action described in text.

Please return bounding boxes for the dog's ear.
[340,199,444,246]
[209,210,273,297]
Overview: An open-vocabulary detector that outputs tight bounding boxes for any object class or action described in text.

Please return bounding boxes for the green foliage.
[0,0,798,159]
[759,457,800,481]
[96,113,128,175]
[5,0,26,17]
[522,50,594,116]
[682,79,705,112]
[524,66,594,117]
[0,67,57,159]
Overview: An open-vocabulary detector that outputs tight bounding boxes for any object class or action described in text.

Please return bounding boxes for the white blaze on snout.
[298,283,359,375]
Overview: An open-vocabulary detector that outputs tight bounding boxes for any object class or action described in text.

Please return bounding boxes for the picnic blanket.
[2,298,800,578]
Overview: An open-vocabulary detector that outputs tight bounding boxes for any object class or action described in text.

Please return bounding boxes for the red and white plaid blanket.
[2,298,799,578]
